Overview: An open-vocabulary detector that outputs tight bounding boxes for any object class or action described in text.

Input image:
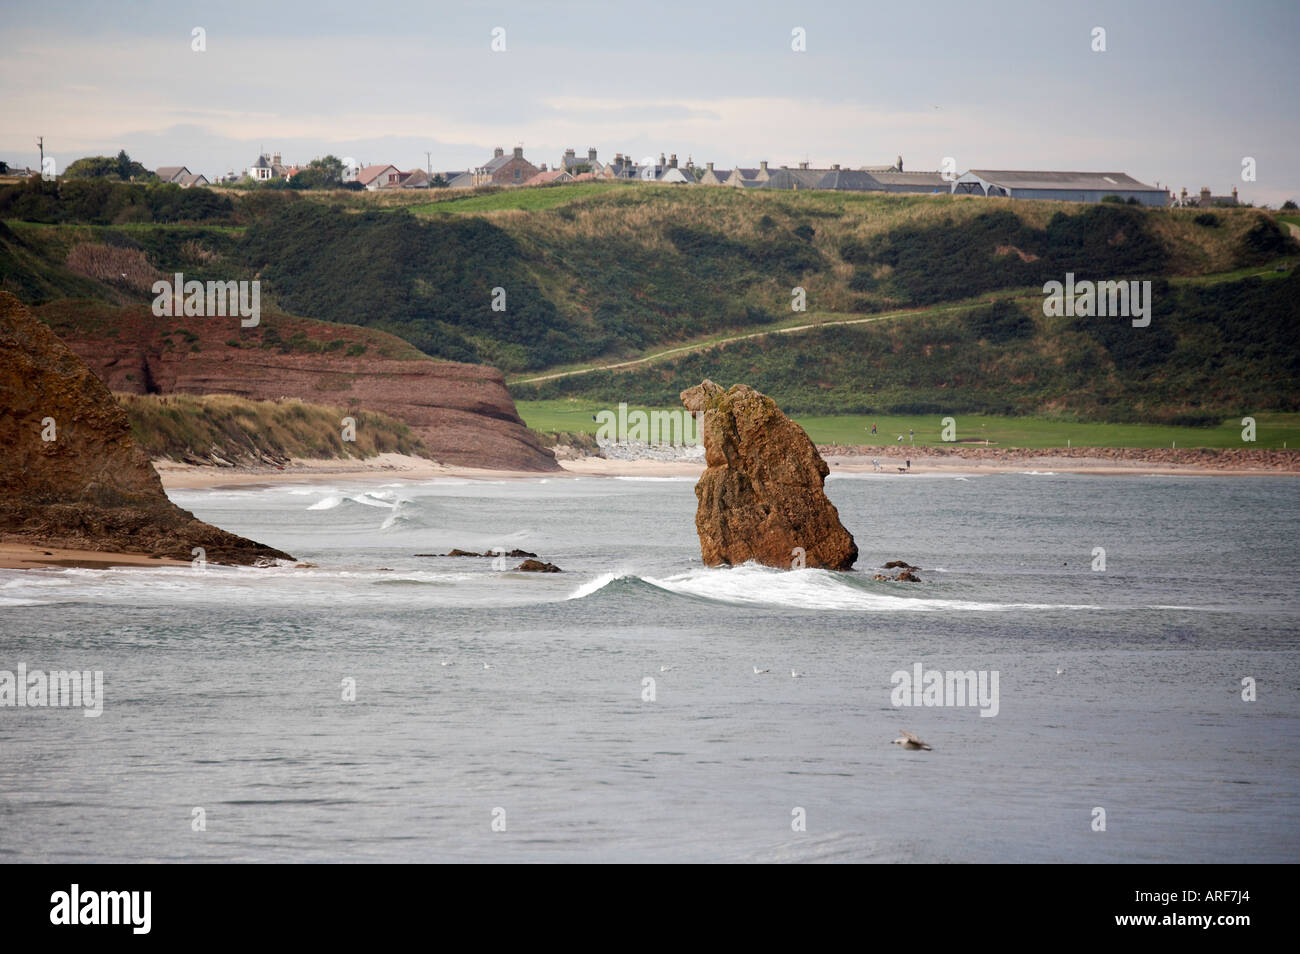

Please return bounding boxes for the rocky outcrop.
[682,380,857,570]
[35,301,558,472]
[514,559,562,573]
[0,292,292,564]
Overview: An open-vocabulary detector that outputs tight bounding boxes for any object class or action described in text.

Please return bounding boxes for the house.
[354,164,402,190]
[814,167,884,191]
[698,162,731,185]
[951,170,1167,206]
[726,161,771,187]
[655,154,694,184]
[525,169,574,186]
[869,170,949,194]
[602,153,641,179]
[560,147,604,175]
[245,151,289,182]
[760,163,828,190]
[1188,185,1239,208]
[472,146,540,186]
[393,169,433,189]
[155,166,192,184]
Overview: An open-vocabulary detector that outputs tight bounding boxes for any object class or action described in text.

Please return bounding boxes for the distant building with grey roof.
[952,170,1167,206]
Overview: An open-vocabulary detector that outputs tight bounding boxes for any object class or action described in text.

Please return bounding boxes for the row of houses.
[151,145,1235,208]
[426,146,1175,206]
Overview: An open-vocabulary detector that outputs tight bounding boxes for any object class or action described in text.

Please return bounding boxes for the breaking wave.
[566,563,1102,612]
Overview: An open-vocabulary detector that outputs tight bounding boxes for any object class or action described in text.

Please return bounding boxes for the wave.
[566,563,1102,613]
[307,491,407,511]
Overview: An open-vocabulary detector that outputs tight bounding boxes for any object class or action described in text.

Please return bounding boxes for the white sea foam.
[568,564,1103,613]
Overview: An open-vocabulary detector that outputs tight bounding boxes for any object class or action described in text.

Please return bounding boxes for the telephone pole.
[425,151,432,178]
[37,136,43,171]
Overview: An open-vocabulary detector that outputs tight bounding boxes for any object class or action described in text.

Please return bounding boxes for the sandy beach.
[153,448,1300,490]
[0,543,192,571]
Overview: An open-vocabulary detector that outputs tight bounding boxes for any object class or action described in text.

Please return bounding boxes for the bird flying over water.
[892,730,932,751]
[753,666,770,674]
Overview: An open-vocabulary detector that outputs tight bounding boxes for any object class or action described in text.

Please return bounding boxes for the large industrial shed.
[951,170,1168,206]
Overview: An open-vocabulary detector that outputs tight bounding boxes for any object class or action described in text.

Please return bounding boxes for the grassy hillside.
[517,400,1300,450]
[122,393,426,463]
[4,180,1297,427]
[513,267,1300,424]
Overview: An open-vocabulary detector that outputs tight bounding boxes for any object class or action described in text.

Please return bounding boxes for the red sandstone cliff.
[0,292,292,563]
[35,301,559,473]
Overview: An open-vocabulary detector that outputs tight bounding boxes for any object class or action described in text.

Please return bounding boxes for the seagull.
[660,665,672,672]
[753,666,770,674]
[483,663,492,670]
[791,670,804,678]
[1056,667,1065,675]
[440,661,454,667]
[892,730,932,751]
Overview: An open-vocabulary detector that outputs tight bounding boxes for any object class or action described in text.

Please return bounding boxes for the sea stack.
[0,292,292,564]
[681,379,857,570]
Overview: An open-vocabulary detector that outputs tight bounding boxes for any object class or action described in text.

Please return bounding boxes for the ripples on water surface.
[1,472,1297,861]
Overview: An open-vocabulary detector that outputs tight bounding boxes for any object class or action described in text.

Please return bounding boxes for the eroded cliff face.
[35,301,558,473]
[0,292,292,563]
[682,379,858,570]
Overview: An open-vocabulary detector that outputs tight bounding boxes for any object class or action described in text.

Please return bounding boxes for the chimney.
[759,160,768,173]
[831,163,840,171]
[659,152,666,168]
[1232,185,1238,200]
[513,146,523,159]
[706,161,714,171]
[669,154,678,168]
[897,154,903,172]
[798,160,808,170]
[540,163,548,172]
[494,147,504,158]
[588,147,597,161]
[272,152,281,167]
[1200,186,1211,206]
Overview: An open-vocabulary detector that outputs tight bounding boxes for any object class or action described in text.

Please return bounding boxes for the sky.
[1,0,1296,205]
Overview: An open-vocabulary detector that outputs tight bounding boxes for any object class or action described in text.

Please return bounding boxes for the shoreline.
[5,448,1294,571]
[154,447,1299,490]
[0,543,192,571]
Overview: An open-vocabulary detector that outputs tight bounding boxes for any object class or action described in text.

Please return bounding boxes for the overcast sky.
[2,0,1296,205]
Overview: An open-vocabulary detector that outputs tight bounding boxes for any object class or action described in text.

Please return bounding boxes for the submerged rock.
[681,380,857,570]
[514,559,561,573]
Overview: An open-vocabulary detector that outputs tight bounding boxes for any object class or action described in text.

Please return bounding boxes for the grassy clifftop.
[121,393,426,464]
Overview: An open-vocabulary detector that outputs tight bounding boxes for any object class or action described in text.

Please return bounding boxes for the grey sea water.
[1,471,1297,862]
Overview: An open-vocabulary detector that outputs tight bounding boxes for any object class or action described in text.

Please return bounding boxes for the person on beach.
[871,423,877,435]
[906,459,911,470]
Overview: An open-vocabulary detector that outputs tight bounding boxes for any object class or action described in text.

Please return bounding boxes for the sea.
[1,471,1297,862]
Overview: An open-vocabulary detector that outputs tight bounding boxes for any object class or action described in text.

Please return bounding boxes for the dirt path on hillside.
[512,257,1294,386]
[513,300,989,384]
